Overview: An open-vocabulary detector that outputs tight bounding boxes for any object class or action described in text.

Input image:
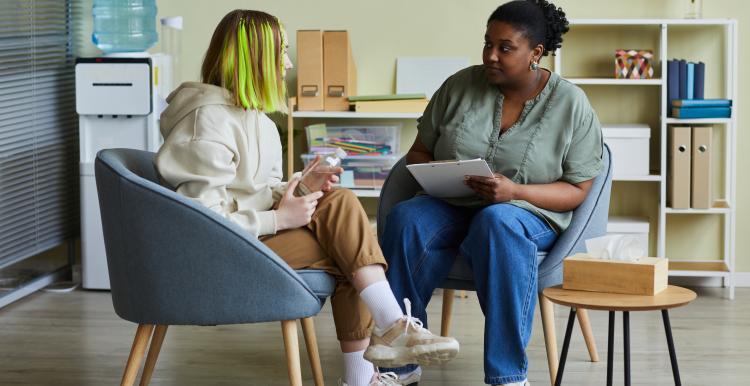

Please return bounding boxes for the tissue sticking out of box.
[585,235,645,262]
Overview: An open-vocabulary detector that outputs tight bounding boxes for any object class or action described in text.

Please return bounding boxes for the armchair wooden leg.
[281,320,303,386]
[539,294,558,386]
[121,324,154,386]
[576,308,600,362]
[139,325,168,386]
[441,289,455,337]
[301,317,324,386]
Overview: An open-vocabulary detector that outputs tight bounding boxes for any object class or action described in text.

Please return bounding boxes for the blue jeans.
[381,195,557,385]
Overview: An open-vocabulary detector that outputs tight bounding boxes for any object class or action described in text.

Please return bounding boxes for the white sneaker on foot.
[339,369,420,386]
[392,367,421,385]
[364,298,459,368]
[493,380,530,386]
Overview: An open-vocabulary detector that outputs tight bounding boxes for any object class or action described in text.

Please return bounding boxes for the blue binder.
[678,59,687,100]
[671,106,731,119]
[694,62,705,100]
[667,59,679,107]
[687,62,695,100]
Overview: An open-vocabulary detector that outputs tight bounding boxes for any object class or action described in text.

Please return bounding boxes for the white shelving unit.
[286,19,738,298]
[554,19,737,298]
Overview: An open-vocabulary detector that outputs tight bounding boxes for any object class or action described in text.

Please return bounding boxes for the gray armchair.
[95,148,334,386]
[377,144,613,385]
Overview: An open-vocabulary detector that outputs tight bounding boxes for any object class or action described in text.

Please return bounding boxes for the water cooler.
[75,0,181,289]
[75,56,167,289]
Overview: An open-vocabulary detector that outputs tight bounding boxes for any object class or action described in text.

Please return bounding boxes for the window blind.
[0,0,78,269]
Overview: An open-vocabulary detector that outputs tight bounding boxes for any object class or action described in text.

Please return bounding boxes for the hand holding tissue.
[563,235,668,296]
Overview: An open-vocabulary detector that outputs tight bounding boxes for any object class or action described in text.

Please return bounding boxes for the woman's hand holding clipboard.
[406,158,494,198]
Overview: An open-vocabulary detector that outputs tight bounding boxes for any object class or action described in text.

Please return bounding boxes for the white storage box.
[602,124,651,177]
[305,124,401,156]
[301,153,400,189]
[606,216,650,253]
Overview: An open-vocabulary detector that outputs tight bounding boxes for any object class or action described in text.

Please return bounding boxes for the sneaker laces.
[372,371,400,386]
[403,298,424,334]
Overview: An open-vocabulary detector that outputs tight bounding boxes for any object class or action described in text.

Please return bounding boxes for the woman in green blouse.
[381,1,603,385]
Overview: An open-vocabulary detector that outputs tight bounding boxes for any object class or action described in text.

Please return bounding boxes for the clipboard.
[406,158,494,198]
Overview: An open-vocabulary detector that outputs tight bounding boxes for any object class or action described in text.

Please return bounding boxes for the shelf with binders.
[548,19,738,299]
[666,24,733,118]
[664,123,731,214]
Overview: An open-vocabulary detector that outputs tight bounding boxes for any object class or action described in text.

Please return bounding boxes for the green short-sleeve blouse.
[417,65,604,233]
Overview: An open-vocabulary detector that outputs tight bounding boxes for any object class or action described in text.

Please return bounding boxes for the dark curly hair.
[487,0,569,56]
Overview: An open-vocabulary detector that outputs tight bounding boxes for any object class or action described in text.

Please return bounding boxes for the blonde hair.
[201,10,288,113]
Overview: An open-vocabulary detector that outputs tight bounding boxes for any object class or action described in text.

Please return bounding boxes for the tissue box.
[563,253,668,295]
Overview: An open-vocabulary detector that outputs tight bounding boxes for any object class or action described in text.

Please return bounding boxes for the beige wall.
[76,0,750,271]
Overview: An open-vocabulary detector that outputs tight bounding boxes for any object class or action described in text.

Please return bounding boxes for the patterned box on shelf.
[615,49,654,79]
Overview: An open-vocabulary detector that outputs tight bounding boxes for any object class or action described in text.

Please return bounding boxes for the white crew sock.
[359,280,405,330]
[343,350,375,386]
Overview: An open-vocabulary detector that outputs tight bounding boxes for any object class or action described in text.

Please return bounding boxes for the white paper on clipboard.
[406,158,494,198]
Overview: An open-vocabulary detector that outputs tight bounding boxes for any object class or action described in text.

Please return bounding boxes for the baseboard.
[670,272,750,288]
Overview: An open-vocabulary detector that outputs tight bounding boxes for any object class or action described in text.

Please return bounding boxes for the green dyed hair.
[202,10,288,113]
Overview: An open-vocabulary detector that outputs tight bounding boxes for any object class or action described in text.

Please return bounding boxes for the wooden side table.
[543,285,697,386]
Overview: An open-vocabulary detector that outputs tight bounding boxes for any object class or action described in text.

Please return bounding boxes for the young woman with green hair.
[154,9,458,386]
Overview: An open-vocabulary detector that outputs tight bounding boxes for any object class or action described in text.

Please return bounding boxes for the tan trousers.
[261,188,387,341]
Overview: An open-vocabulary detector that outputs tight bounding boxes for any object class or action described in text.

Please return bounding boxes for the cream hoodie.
[155,82,295,237]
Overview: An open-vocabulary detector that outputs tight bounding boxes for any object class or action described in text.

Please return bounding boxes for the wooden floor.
[0,287,748,385]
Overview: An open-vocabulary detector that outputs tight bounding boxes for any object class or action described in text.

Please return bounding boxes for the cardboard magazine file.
[691,126,713,209]
[297,30,324,111]
[668,126,691,209]
[323,30,357,111]
[563,253,668,296]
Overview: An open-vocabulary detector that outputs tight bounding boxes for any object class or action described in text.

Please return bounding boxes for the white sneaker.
[493,380,530,386]
[392,367,421,385]
[338,369,420,386]
[364,298,459,368]
[369,372,402,386]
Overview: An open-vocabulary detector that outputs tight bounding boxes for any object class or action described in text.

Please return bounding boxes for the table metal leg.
[662,309,682,386]
[607,311,615,386]
[623,311,631,386]
[554,308,577,386]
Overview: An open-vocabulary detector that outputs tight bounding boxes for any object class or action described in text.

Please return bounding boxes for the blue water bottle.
[92,0,158,53]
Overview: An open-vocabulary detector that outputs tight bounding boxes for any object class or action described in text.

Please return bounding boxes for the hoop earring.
[529,61,539,71]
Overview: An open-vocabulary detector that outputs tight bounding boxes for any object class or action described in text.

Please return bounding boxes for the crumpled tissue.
[585,234,645,262]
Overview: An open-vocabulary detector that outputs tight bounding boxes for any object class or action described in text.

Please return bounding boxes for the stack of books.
[671,99,732,119]
[667,59,704,102]
[348,93,428,113]
[667,59,732,118]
